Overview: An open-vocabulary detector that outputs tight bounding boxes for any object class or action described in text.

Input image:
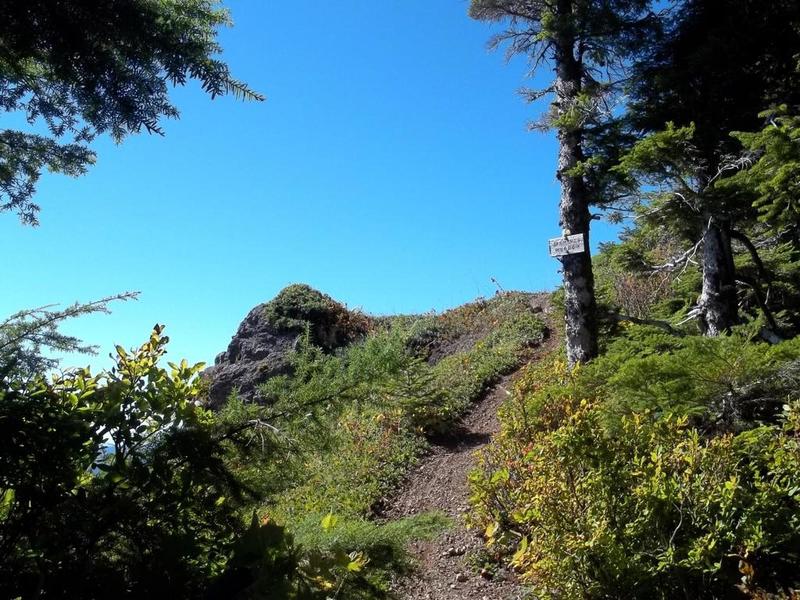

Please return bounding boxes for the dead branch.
[730,230,770,282]
[647,239,702,274]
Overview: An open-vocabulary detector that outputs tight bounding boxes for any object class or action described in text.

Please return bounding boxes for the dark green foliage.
[597,328,800,426]
[0,327,251,598]
[611,0,800,334]
[0,324,377,599]
[264,284,345,332]
[719,108,800,234]
[264,284,370,350]
[207,514,311,600]
[629,0,800,157]
[601,125,800,336]
[0,0,263,225]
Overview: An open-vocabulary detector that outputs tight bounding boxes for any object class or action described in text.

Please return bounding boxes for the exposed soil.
[381,295,556,600]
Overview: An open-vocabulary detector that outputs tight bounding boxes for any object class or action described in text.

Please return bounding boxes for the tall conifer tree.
[623,0,800,334]
[469,0,657,365]
[0,0,263,225]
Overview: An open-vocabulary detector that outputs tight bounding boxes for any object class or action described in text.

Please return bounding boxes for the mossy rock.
[264,284,369,350]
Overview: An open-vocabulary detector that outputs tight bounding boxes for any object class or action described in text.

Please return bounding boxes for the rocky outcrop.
[203,302,299,408]
[203,284,370,408]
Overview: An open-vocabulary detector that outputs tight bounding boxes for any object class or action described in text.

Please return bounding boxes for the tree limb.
[604,311,684,336]
[730,229,770,282]
[736,275,782,335]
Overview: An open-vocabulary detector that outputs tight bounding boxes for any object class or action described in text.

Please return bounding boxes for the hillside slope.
[205,286,554,597]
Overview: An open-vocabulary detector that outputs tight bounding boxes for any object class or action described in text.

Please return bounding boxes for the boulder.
[203,284,369,408]
[203,302,298,408]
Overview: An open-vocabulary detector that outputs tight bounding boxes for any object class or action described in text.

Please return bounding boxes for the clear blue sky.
[1,0,621,370]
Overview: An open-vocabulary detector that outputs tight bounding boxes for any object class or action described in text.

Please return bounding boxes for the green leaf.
[0,489,15,515]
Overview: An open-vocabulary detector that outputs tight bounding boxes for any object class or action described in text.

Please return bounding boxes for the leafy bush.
[0,325,390,599]
[473,403,800,598]
[469,328,800,599]
[208,512,384,600]
[0,327,251,598]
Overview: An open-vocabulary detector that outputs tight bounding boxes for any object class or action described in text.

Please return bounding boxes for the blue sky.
[1,0,622,370]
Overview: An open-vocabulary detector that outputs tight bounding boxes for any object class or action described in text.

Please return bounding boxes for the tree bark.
[554,2,598,366]
[698,217,738,335]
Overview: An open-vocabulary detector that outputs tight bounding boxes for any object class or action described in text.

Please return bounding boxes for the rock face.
[203,284,369,408]
[203,302,299,408]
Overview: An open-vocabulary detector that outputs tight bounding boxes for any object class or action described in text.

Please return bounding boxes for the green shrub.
[596,327,800,427]
[473,402,800,598]
[264,284,345,332]
[0,327,312,599]
[469,330,800,599]
[430,309,547,430]
[271,407,426,519]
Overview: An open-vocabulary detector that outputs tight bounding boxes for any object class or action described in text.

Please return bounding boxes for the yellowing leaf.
[485,521,500,545]
[321,512,338,531]
[511,536,529,567]
[347,551,369,572]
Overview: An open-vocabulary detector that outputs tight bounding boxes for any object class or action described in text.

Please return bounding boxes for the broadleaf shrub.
[469,327,800,599]
[0,327,268,598]
[0,326,377,599]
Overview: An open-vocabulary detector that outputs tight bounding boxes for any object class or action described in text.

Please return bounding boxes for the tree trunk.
[698,217,738,335]
[554,6,598,366]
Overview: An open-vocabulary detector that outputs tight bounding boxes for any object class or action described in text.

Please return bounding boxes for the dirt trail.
[382,298,555,600]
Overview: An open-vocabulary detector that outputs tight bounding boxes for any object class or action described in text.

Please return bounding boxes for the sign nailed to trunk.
[548,233,585,257]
